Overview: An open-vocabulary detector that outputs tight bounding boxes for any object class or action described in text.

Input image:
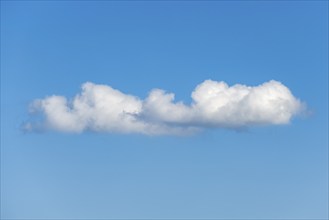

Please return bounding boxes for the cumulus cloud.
[24,80,304,135]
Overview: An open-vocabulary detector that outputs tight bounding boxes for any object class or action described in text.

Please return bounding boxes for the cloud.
[24,80,304,135]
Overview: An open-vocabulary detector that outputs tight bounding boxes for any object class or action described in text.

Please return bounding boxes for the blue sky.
[1,1,328,219]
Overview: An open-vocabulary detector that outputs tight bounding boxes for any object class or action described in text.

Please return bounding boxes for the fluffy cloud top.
[24,80,304,135]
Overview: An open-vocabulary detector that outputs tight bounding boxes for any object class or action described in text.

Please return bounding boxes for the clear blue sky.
[1,1,328,219]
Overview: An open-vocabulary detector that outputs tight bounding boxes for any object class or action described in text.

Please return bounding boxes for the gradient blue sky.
[1,1,328,219]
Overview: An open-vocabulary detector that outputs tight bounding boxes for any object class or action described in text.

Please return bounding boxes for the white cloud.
[24,79,304,135]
